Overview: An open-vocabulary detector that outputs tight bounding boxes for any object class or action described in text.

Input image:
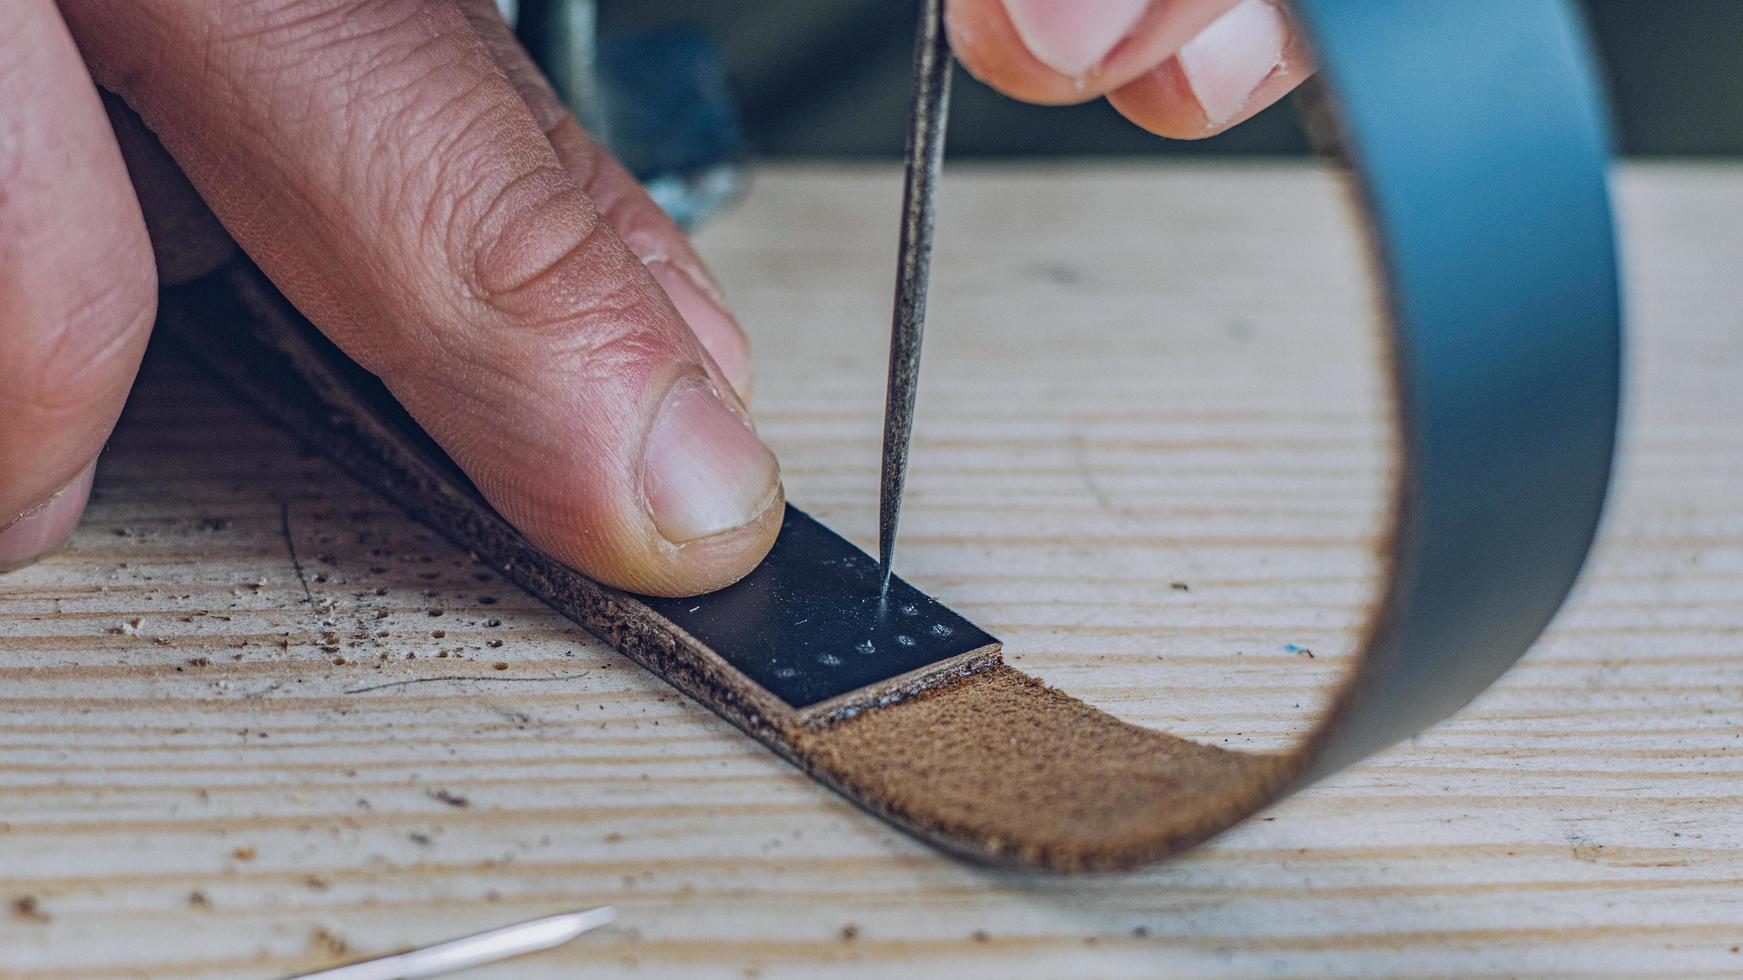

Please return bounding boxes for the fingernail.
[0,460,97,573]
[1003,0,1149,79]
[649,262,755,401]
[1178,0,1291,127]
[643,381,780,544]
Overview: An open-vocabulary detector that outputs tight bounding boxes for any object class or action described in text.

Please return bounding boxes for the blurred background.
[582,0,1740,160]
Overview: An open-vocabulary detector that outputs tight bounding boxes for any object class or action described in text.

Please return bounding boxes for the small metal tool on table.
[877,0,953,593]
[289,907,614,979]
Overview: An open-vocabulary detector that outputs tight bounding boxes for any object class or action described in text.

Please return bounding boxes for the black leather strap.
[1289,0,1620,776]
[159,0,1620,871]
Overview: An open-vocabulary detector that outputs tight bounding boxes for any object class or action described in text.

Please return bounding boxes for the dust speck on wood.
[429,788,470,808]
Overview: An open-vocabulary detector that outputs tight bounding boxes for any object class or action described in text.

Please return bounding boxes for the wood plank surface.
[2,162,1741,977]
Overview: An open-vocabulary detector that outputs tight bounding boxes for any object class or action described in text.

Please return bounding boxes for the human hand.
[948,0,1314,137]
[1,1,1311,596]
[0,0,776,596]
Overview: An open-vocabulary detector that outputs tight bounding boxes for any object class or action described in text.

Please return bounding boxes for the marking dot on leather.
[638,508,998,710]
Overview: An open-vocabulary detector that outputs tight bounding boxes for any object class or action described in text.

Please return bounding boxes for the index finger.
[948,0,1314,138]
[946,0,1242,103]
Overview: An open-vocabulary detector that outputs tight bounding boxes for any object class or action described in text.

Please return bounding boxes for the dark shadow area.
[598,0,1743,158]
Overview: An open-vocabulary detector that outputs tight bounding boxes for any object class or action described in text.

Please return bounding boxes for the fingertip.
[634,377,783,595]
[527,472,785,599]
[999,0,1149,81]
[947,0,1247,106]
[1105,61,1215,139]
[498,372,783,599]
[1108,0,1311,139]
[0,458,97,574]
[1108,55,1311,139]
[642,381,780,548]
[947,0,1092,105]
[633,484,786,598]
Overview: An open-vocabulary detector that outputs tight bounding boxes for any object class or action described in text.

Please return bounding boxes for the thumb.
[67,0,782,596]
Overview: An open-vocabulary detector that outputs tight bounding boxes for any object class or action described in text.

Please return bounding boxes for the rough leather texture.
[795,666,1291,871]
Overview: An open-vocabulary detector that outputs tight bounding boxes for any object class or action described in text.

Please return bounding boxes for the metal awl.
[288,907,615,979]
[878,0,953,594]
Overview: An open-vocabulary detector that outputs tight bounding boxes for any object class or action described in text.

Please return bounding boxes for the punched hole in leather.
[157,0,1620,872]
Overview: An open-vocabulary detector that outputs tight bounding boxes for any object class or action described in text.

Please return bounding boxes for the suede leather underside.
[796,666,1289,871]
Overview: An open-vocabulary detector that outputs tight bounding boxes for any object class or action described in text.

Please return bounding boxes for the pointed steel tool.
[289,907,615,979]
[877,0,953,594]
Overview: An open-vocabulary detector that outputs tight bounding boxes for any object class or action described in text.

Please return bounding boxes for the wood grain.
[2,162,1741,977]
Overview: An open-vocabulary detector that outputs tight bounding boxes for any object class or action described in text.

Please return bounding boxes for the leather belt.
[160,0,1620,872]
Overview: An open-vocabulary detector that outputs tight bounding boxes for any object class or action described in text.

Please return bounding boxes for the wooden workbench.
[3,163,1740,977]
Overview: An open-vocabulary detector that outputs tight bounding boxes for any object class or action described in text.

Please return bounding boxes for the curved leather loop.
[783,0,1621,868]
[1290,0,1621,778]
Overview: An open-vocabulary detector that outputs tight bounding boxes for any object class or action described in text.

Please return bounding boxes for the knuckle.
[478,261,670,383]
[392,163,688,392]
[461,166,655,336]
[461,165,598,298]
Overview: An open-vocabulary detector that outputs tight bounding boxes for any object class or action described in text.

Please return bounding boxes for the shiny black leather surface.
[641,507,996,710]
[1292,0,1621,775]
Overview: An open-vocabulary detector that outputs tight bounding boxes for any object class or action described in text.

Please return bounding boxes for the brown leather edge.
[794,643,1003,729]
